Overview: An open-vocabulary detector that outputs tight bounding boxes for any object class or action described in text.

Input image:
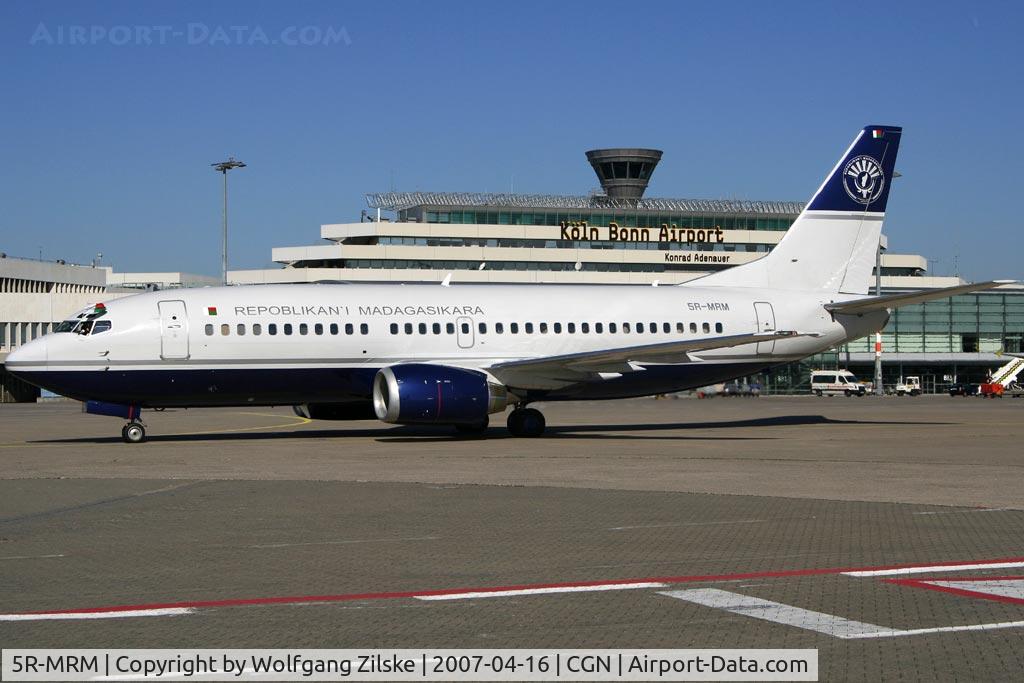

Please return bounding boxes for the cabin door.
[754,302,776,354]
[158,300,190,360]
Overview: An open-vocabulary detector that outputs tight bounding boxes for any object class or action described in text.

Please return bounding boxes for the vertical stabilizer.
[697,125,902,294]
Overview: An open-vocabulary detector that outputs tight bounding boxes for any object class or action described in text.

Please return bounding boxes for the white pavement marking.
[0,553,66,561]
[912,508,1018,515]
[660,589,1024,639]
[0,607,194,621]
[844,621,1024,639]
[659,588,896,639]
[245,535,440,549]
[608,519,765,531]
[923,578,1024,600]
[842,560,1024,577]
[417,582,668,601]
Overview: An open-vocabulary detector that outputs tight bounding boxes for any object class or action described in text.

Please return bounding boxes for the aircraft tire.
[508,408,545,437]
[122,423,146,444]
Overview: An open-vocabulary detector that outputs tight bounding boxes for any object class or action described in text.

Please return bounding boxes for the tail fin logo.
[842,156,885,205]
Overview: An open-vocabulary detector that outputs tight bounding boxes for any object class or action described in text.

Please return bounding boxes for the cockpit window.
[54,320,78,333]
[78,321,94,335]
[91,320,112,335]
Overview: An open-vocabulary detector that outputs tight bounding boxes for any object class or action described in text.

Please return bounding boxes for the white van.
[810,370,866,396]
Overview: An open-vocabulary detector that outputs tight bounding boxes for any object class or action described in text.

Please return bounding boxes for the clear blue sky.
[1,0,1020,281]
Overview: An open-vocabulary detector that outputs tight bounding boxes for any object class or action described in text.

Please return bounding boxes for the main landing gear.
[121,421,146,444]
[507,406,546,437]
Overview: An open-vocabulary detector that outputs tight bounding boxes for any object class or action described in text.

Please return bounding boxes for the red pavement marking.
[9,555,1024,617]
[885,576,1024,606]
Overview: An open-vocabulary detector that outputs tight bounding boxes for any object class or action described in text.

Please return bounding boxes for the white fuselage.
[7,283,884,407]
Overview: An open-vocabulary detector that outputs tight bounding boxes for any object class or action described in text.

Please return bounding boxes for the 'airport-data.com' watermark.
[29,23,351,47]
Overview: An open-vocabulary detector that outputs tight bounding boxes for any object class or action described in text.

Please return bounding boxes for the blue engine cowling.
[372,364,507,425]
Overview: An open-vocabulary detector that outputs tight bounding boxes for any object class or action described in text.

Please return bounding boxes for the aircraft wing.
[487,330,808,387]
[825,281,1016,315]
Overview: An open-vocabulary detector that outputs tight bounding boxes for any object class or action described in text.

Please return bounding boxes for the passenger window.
[479,322,487,334]
[702,322,710,333]
[314,323,323,335]
[284,324,293,335]
[636,323,644,334]
[446,322,455,334]
[461,322,470,334]
[608,323,616,333]
[269,323,277,336]
[553,323,561,334]
[360,323,368,335]
[299,323,308,335]
[390,323,398,335]
[525,323,534,334]
[92,320,112,335]
[237,324,246,336]
[495,322,504,334]
[581,322,589,333]
[253,324,262,336]
[568,322,576,333]
[510,322,519,334]
[622,323,630,333]
[649,322,657,333]
[715,322,723,333]
[221,324,230,336]
[689,322,697,333]
[205,324,214,336]
[433,323,441,334]
[405,323,413,334]
[663,323,670,333]
[677,322,685,333]
[329,323,338,335]
[419,323,427,334]
[346,323,354,335]
[540,322,548,334]
[595,322,603,333]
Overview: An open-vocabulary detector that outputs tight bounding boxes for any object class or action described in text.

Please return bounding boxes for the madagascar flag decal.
[872,129,884,138]
[207,306,218,316]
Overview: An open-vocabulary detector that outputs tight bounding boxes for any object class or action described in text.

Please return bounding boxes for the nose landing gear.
[121,421,146,444]
[507,406,546,437]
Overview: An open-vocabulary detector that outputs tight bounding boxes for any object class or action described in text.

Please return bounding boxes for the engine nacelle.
[293,402,376,420]
[372,364,507,425]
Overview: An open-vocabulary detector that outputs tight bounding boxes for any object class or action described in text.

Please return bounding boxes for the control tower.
[585,148,663,200]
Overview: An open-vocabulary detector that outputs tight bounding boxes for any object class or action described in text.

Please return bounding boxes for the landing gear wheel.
[815,389,823,397]
[122,422,146,444]
[455,416,489,434]
[507,408,545,437]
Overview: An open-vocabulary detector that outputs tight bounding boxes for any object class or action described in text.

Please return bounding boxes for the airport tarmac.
[1,396,1023,680]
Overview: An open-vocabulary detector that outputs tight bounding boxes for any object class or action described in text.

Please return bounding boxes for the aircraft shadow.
[30,414,949,445]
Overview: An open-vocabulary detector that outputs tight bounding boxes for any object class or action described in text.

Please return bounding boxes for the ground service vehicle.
[810,370,866,396]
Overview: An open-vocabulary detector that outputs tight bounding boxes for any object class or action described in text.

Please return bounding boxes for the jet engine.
[372,364,507,425]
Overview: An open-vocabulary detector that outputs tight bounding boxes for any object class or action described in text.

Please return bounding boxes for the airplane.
[5,125,1012,443]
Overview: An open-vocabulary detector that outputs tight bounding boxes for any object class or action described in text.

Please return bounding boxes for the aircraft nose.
[5,337,48,370]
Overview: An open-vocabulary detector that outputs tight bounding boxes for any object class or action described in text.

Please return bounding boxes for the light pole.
[212,157,246,285]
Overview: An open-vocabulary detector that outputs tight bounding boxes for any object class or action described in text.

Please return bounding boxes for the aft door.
[158,300,189,360]
[754,302,776,354]
[456,316,475,349]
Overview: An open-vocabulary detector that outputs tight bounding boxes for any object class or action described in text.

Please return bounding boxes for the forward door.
[158,300,190,360]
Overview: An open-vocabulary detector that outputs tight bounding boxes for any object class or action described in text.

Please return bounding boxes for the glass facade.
[375,236,770,252]
[399,207,795,231]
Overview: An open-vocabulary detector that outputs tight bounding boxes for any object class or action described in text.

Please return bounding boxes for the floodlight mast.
[212,157,246,285]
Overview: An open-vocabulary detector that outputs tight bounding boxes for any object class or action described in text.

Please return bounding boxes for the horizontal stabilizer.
[825,281,1015,315]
